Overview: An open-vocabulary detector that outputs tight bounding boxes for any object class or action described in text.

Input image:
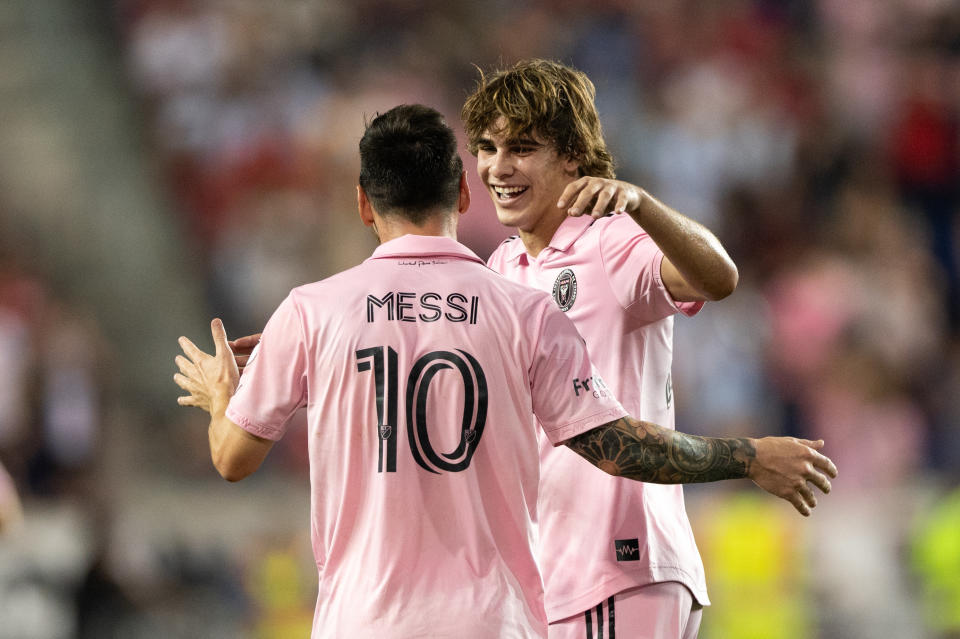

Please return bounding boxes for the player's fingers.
[177,394,197,407]
[798,483,817,509]
[556,177,589,209]
[229,333,261,354]
[613,191,631,213]
[797,438,824,449]
[211,318,229,357]
[178,336,206,363]
[173,373,201,394]
[590,185,617,217]
[809,449,838,478]
[175,354,198,377]
[806,469,832,495]
[568,180,603,215]
[235,355,249,367]
[788,492,811,517]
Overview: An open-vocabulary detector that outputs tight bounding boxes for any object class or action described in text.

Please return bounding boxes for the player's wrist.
[210,382,233,418]
[742,437,760,479]
[627,188,650,226]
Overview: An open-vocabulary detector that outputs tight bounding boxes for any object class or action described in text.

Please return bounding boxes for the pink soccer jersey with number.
[226,235,627,639]
[487,213,710,622]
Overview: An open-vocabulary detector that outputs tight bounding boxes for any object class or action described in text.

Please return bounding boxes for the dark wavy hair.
[359,104,464,224]
[461,59,615,179]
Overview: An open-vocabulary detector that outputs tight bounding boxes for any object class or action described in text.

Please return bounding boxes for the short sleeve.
[599,214,704,322]
[528,302,627,444]
[226,292,308,441]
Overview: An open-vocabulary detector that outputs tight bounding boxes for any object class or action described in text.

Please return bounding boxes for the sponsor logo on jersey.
[573,374,611,399]
[552,268,577,312]
[615,538,640,561]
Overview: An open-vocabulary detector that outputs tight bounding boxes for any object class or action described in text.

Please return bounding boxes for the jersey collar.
[367,234,486,265]
[503,214,596,263]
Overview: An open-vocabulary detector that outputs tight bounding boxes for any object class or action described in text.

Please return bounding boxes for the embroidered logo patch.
[552,268,578,312]
[615,538,641,561]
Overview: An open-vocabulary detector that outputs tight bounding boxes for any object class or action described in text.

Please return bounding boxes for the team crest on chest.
[552,268,578,312]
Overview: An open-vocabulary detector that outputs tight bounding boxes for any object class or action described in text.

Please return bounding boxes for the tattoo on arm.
[564,417,755,484]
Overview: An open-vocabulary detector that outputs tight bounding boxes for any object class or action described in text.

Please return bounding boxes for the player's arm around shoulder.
[563,416,838,517]
[558,176,738,303]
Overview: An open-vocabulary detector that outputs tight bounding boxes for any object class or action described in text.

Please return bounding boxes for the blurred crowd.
[1,0,959,637]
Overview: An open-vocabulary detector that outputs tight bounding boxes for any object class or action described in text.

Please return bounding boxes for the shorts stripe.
[607,596,615,639]
[584,597,616,639]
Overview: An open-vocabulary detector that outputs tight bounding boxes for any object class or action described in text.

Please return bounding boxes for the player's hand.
[748,437,838,516]
[228,332,262,375]
[174,318,240,414]
[557,177,645,218]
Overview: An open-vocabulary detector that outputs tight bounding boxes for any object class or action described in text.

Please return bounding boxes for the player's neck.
[518,209,566,259]
[375,211,458,244]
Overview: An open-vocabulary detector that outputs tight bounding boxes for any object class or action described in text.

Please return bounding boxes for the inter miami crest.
[552,268,578,312]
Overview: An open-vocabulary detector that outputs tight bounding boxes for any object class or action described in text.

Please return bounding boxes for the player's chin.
[494,208,528,228]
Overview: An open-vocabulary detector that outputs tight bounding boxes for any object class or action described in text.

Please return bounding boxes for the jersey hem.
[544,567,710,622]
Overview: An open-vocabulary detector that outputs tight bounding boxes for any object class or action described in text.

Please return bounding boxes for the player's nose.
[488,149,515,179]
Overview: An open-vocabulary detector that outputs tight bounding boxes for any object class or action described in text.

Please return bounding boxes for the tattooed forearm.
[564,417,756,484]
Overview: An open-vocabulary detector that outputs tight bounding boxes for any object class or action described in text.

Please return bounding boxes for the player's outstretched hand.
[228,332,262,375]
[748,437,838,517]
[174,319,240,413]
[557,176,645,218]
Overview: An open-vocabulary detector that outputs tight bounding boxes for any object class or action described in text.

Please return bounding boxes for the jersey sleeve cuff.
[225,406,285,442]
[542,407,629,445]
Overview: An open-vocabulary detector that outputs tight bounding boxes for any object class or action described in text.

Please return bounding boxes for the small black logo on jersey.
[552,268,578,312]
[615,538,640,561]
[379,424,392,440]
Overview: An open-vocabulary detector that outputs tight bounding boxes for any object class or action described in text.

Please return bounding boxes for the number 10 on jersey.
[355,346,488,474]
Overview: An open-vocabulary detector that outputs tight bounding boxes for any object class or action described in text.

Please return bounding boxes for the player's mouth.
[492,185,528,201]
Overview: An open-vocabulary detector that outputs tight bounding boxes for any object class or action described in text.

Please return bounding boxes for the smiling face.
[475,121,580,245]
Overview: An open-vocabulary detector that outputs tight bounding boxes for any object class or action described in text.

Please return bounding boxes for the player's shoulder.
[288,263,367,300]
[590,212,652,252]
[487,235,521,261]
[595,211,644,233]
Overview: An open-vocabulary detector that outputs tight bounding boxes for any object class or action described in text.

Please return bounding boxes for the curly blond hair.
[461,59,615,179]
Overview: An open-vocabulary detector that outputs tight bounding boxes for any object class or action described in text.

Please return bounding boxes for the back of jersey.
[227,236,626,639]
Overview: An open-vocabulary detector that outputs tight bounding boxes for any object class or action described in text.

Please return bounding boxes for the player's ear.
[457,171,471,215]
[357,185,375,227]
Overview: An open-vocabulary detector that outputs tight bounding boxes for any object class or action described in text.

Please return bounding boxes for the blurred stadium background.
[0,0,958,637]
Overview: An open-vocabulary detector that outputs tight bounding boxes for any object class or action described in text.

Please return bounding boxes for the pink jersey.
[226,235,627,639]
[487,213,710,621]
